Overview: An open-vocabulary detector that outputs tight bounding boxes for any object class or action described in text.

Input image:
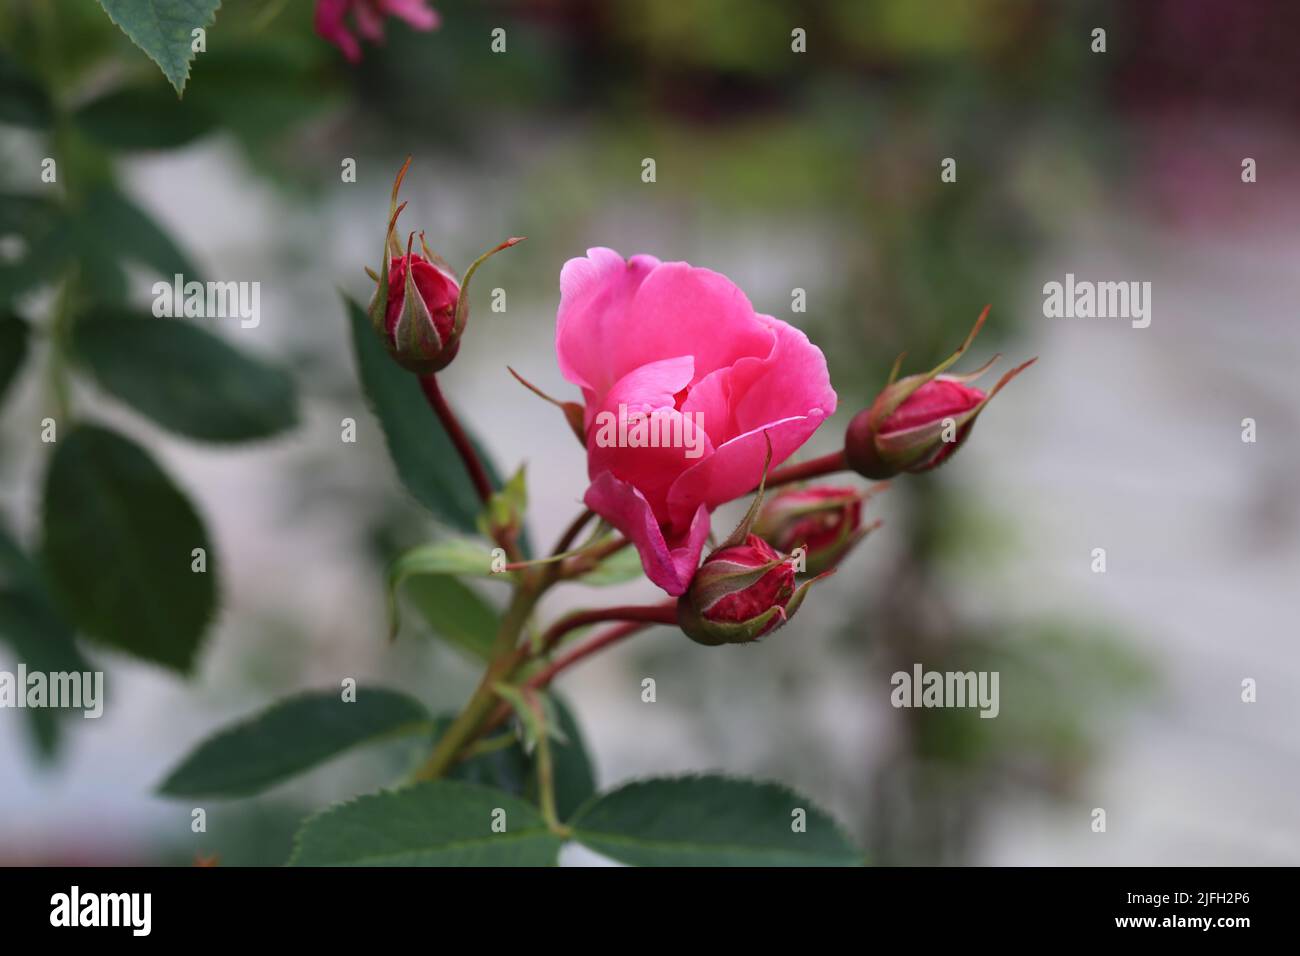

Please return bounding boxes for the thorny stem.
[418,374,494,505]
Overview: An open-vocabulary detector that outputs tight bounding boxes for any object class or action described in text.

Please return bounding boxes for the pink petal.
[881,378,983,433]
[380,0,441,30]
[723,314,837,435]
[584,356,712,516]
[315,0,363,62]
[620,261,776,388]
[354,1,388,42]
[584,472,711,596]
[668,315,836,525]
[581,353,693,433]
[666,413,826,529]
[556,249,774,402]
[556,248,659,396]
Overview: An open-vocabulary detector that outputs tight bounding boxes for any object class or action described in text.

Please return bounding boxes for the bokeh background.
[2,0,1298,865]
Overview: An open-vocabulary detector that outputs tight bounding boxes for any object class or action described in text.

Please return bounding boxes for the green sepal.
[676,599,784,647]
[451,236,525,340]
[870,304,991,426]
[478,465,528,541]
[508,366,586,445]
[717,432,774,551]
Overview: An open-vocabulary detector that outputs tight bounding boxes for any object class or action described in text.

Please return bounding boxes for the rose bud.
[753,485,882,576]
[844,306,1036,479]
[377,233,462,375]
[366,158,522,375]
[676,534,818,646]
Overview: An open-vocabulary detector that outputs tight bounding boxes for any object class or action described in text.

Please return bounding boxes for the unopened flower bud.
[844,306,1035,479]
[378,244,462,374]
[754,485,880,576]
[676,534,816,646]
[366,156,522,376]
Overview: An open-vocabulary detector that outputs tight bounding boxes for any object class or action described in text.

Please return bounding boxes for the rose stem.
[762,449,848,492]
[411,582,543,781]
[419,373,494,504]
[471,604,675,745]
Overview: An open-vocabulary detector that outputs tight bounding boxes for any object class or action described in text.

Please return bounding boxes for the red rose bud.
[844,305,1036,479]
[753,484,882,576]
[367,157,522,374]
[379,241,462,374]
[676,534,821,646]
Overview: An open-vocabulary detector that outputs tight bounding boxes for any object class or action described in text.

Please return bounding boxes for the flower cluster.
[367,159,1033,659]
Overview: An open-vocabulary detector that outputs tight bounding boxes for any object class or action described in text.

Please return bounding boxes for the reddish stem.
[472,604,675,745]
[537,603,676,655]
[550,509,596,557]
[526,619,656,692]
[419,374,494,504]
[761,449,848,492]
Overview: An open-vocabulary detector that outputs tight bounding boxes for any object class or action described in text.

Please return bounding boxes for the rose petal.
[583,472,711,596]
[353,1,387,42]
[556,248,659,396]
[556,249,774,401]
[666,413,826,529]
[381,0,441,30]
[315,0,363,62]
[585,356,714,515]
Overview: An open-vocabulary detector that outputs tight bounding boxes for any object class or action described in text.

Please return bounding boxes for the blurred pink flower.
[557,248,836,595]
[314,0,440,63]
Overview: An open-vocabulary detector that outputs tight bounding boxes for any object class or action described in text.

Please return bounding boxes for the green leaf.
[80,186,200,280]
[345,296,498,533]
[74,84,217,151]
[41,425,217,673]
[385,536,507,640]
[477,465,527,540]
[0,193,58,239]
[0,195,61,301]
[287,781,563,866]
[577,544,645,587]
[96,0,222,96]
[434,693,596,817]
[437,717,531,796]
[0,51,52,129]
[570,775,862,866]
[72,312,298,443]
[400,575,499,660]
[0,524,93,765]
[158,687,433,798]
[0,313,30,405]
[389,537,503,581]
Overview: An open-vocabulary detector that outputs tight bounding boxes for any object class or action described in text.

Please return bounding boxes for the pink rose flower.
[314,0,440,64]
[556,248,837,595]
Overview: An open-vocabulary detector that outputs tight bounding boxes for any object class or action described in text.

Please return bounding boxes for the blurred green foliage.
[0,0,1157,864]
